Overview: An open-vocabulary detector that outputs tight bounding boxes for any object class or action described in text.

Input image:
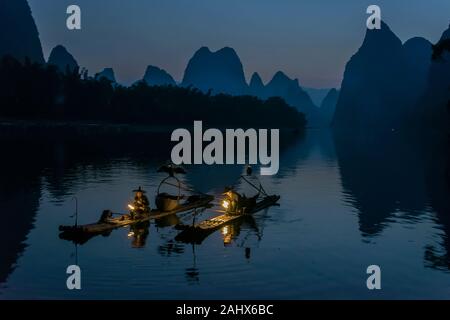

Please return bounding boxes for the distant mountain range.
[421,25,450,131]
[304,87,334,106]
[333,21,450,133]
[95,68,116,83]
[179,47,334,126]
[0,0,334,127]
[320,89,339,125]
[143,65,176,86]
[2,0,448,132]
[248,70,324,126]
[47,45,78,73]
[182,47,248,96]
[0,0,44,64]
[137,46,331,126]
[43,45,328,126]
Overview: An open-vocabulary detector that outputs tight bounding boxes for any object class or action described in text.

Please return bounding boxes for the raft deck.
[175,195,280,243]
[59,195,214,238]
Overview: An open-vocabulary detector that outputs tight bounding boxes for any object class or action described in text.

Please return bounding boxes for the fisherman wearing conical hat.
[130,186,150,219]
[223,186,242,215]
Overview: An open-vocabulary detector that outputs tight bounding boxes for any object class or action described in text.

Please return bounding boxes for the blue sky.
[28,0,450,88]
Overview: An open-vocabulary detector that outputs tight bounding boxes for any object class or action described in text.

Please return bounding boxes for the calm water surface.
[0,129,449,299]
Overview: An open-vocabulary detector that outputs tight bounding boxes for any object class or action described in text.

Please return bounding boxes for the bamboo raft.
[175,195,280,243]
[59,194,214,242]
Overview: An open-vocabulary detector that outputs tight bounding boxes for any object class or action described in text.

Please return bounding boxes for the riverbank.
[0,118,304,138]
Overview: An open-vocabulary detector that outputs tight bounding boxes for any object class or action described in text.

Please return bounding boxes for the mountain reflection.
[1,127,450,296]
[335,131,450,269]
[334,132,430,236]
[0,137,42,285]
[423,138,450,271]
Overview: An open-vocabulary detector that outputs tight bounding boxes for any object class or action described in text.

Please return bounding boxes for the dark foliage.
[432,38,450,113]
[0,56,306,129]
[432,37,450,183]
[432,39,450,61]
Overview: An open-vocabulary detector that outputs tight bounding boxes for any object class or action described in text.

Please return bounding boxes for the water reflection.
[334,132,428,237]
[155,214,181,228]
[423,139,450,271]
[129,221,150,248]
[0,137,43,285]
[221,216,261,246]
[185,244,200,284]
[178,214,264,285]
[1,127,450,298]
[334,130,450,270]
[175,214,262,246]
[158,240,185,256]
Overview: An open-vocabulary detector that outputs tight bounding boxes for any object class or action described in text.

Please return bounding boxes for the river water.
[0,128,449,299]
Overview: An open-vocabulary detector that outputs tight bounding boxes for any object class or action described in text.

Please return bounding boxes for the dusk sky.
[28,0,450,88]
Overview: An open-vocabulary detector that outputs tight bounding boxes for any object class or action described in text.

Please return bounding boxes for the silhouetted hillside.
[333,21,431,131]
[262,71,323,126]
[143,65,176,86]
[403,37,432,93]
[182,47,248,95]
[304,87,333,107]
[248,71,324,126]
[404,38,433,120]
[95,68,116,83]
[0,56,305,129]
[248,72,265,97]
[320,88,339,126]
[421,24,450,131]
[47,45,79,74]
[172,46,326,127]
[0,0,44,64]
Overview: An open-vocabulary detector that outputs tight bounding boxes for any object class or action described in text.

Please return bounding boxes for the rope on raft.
[240,175,268,198]
[160,167,269,200]
[160,179,208,196]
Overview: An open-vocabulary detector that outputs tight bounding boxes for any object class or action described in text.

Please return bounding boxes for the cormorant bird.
[157,164,187,177]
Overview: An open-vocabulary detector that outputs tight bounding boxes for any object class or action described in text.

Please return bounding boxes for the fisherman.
[130,186,150,219]
[223,166,261,214]
[223,186,243,214]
